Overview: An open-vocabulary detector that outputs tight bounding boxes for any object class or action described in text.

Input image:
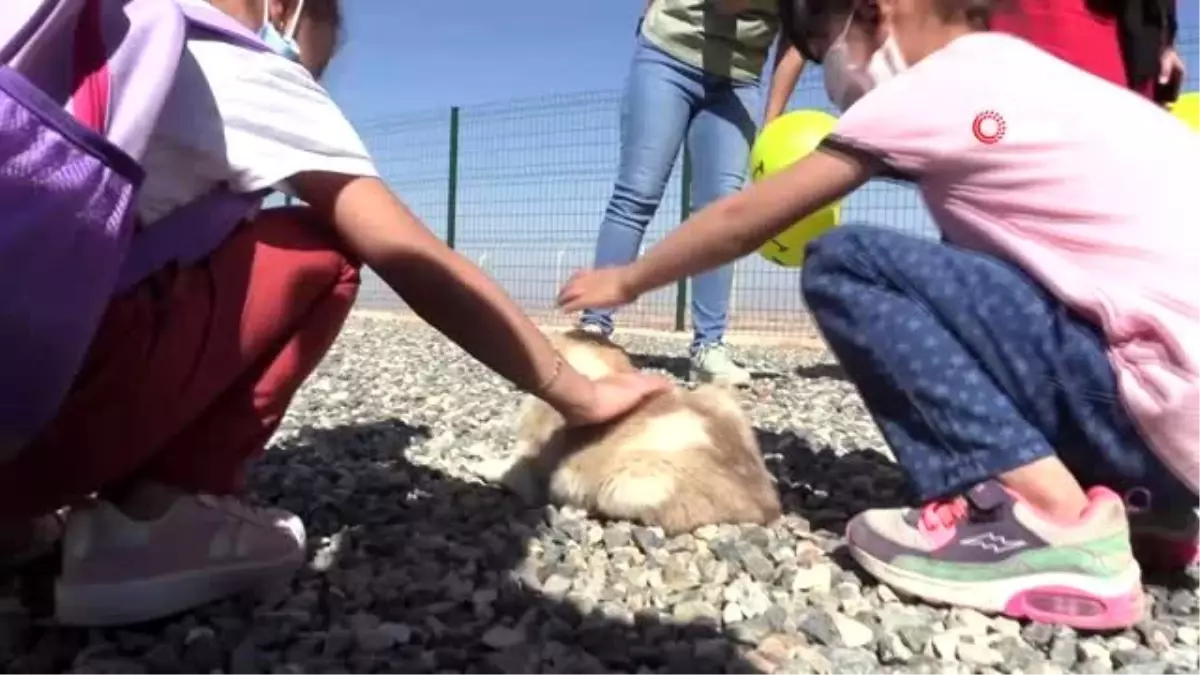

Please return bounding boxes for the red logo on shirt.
[972,111,1006,144]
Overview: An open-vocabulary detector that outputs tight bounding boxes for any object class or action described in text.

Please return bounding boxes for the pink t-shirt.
[824,32,1199,494]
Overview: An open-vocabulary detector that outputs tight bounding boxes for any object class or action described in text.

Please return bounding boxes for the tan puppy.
[479,330,781,535]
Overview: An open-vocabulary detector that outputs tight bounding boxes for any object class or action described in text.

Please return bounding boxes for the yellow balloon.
[1169,92,1199,133]
[749,109,842,267]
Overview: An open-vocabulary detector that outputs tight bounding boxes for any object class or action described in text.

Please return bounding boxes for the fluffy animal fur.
[478,330,781,535]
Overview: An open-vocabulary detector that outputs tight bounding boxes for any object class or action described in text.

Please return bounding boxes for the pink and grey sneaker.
[845,481,1145,630]
[1128,507,1199,571]
[54,495,305,626]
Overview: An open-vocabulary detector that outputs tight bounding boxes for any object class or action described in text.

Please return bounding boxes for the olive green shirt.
[640,0,781,82]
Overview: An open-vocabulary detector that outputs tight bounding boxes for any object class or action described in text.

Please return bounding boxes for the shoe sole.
[54,551,304,627]
[849,545,1145,631]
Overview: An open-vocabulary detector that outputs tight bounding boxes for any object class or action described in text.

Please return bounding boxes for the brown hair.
[280,0,343,33]
[777,0,1008,61]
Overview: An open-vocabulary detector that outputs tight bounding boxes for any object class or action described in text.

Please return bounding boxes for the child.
[0,0,667,626]
[558,0,1199,629]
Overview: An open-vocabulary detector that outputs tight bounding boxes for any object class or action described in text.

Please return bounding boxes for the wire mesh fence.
[352,28,1199,338]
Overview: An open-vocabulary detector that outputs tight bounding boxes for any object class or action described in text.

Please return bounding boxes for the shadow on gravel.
[251,419,768,673]
[3,418,768,673]
[790,363,848,382]
[755,428,912,539]
[626,353,784,382]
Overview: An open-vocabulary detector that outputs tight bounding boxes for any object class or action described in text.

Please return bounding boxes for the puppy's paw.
[472,456,516,485]
[473,455,545,504]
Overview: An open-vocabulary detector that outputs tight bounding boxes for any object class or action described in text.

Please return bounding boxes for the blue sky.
[316,1,1200,321]
[323,1,650,118]
[325,0,1200,117]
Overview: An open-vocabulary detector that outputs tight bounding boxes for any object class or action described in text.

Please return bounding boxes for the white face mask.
[822,16,909,111]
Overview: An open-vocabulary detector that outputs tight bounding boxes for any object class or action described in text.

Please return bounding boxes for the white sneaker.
[577,321,608,337]
[55,495,305,626]
[691,342,751,387]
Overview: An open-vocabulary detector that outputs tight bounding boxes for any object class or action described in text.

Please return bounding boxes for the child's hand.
[557,372,672,427]
[557,267,638,313]
[1160,47,1185,87]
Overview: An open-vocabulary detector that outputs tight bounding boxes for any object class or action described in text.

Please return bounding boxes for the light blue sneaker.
[576,321,608,338]
[691,342,751,387]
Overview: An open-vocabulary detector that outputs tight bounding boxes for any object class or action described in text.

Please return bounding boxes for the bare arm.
[290,172,609,422]
[625,149,873,296]
[763,38,806,124]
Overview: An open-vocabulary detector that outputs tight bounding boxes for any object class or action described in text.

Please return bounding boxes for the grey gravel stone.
[878,633,914,665]
[1115,661,1169,675]
[1050,631,1080,668]
[958,640,1004,668]
[798,609,841,647]
[1083,658,1116,675]
[0,317,1192,673]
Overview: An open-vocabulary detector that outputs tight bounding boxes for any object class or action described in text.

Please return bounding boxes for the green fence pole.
[674,144,691,332]
[446,106,460,249]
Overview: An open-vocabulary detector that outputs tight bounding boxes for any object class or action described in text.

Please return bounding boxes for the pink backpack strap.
[70,0,107,132]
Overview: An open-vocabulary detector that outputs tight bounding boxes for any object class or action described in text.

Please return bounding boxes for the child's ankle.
[999,457,1090,521]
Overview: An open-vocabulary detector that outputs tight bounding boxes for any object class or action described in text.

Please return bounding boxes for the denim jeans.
[802,225,1196,511]
[582,34,761,352]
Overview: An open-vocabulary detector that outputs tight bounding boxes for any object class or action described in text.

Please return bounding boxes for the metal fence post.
[674,144,691,332]
[446,106,460,249]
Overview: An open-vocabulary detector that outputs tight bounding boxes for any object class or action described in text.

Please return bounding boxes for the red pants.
[991,1,1129,89]
[0,207,359,518]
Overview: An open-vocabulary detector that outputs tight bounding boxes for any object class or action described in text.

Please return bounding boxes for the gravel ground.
[2,313,1197,674]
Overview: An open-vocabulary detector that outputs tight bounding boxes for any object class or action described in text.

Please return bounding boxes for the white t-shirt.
[137,37,378,225]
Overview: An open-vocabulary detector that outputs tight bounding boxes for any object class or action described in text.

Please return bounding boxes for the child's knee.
[802,225,923,301]
[801,225,873,301]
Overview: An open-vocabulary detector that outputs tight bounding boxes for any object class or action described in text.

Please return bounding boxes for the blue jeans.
[582,35,761,352]
[802,225,1196,511]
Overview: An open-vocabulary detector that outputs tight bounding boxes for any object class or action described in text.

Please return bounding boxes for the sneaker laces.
[920,497,970,531]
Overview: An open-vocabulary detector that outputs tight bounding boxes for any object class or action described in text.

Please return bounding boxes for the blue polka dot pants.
[802,225,1194,509]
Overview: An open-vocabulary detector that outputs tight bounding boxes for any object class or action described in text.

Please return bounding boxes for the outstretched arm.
[559,148,875,311]
[626,149,869,294]
[292,172,668,425]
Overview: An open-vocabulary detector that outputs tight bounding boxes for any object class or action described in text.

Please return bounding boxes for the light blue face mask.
[258,0,304,63]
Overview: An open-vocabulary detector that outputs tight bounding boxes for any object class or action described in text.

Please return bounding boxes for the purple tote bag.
[0,0,268,459]
[0,0,186,457]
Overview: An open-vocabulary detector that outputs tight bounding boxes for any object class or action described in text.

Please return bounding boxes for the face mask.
[259,0,305,63]
[822,16,909,111]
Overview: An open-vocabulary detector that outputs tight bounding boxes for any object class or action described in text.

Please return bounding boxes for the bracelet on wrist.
[531,354,565,397]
